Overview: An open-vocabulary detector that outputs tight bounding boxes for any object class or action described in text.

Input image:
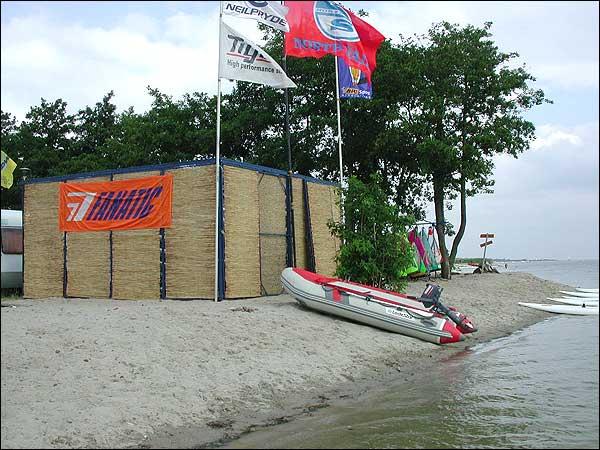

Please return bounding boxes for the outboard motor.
[418,283,477,334]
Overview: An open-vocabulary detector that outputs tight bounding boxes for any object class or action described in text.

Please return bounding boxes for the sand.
[1,272,572,449]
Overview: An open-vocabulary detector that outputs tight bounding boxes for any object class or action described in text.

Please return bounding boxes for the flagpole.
[334,56,344,188]
[334,56,345,227]
[282,55,296,268]
[214,1,223,302]
[281,0,296,267]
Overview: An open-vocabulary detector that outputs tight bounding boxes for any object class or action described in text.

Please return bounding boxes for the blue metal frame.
[20,178,25,291]
[159,169,167,300]
[23,157,339,188]
[285,175,294,267]
[62,181,68,297]
[218,161,225,301]
[303,179,316,272]
[109,174,114,299]
[221,158,338,186]
[24,158,216,185]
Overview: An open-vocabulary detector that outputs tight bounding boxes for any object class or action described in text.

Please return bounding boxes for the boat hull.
[281,268,466,345]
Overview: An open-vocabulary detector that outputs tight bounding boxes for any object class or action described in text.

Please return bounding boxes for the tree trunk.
[433,179,451,279]
[449,176,467,269]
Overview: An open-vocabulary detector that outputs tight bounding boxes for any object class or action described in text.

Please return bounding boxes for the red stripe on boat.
[332,288,342,302]
[439,320,465,344]
[292,268,433,314]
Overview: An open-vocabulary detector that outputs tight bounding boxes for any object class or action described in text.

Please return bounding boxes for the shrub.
[328,174,414,291]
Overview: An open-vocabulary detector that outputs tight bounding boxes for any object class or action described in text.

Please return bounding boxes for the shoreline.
[1,272,570,449]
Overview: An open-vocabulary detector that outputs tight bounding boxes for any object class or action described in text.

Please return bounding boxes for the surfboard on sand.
[519,302,598,316]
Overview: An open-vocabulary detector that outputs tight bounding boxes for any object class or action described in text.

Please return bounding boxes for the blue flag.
[337,57,372,100]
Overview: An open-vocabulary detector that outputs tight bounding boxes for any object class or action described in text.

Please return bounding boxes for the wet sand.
[1,272,569,449]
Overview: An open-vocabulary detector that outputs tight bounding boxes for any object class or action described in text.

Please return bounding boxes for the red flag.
[284,1,385,81]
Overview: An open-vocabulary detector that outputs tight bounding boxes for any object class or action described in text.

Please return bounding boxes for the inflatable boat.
[281,268,476,345]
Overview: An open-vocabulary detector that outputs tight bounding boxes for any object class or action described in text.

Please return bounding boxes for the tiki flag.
[219,20,297,89]
[222,1,290,32]
[284,1,385,81]
[337,56,372,99]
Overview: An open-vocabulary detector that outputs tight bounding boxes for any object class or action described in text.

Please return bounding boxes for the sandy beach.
[1,272,571,449]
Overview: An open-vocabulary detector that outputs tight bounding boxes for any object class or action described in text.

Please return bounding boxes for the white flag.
[219,20,296,89]
[222,1,289,32]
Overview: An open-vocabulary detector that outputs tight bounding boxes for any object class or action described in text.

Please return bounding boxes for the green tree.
[64,91,121,174]
[328,174,414,291]
[223,31,428,219]
[136,87,217,163]
[87,87,217,170]
[16,98,76,179]
[398,22,549,277]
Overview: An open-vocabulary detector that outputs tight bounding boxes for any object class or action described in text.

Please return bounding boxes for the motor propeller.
[418,283,477,334]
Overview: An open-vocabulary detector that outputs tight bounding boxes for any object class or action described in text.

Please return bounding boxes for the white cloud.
[118,13,161,38]
[533,62,599,90]
[361,1,599,92]
[0,6,278,120]
[425,121,599,259]
[531,124,583,150]
[0,9,225,119]
[441,188,599,259]
[2,1,597,121]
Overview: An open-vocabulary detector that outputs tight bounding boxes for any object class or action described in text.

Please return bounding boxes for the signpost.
[480,233,495,269]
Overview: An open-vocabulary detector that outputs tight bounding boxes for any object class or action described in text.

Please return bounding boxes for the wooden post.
[479,233,494,272]
[482,235,488,270]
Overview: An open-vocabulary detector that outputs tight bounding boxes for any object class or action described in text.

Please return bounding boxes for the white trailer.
[1,209,23,289]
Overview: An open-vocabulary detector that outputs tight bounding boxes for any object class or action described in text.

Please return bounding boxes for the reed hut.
[22,158,340,300]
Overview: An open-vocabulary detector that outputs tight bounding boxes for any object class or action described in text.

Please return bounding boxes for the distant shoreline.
[454,257,559,264]
[456,258,600,263]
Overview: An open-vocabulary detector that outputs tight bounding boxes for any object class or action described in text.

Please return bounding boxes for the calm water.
[225,260,599,449]
[504,259,599,289]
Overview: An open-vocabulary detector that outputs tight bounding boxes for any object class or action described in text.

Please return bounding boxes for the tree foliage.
[393,22,550,277]
[1,87,218,209]
[0,20,548,281]
[328,174,414,291]
[222,32,430,219]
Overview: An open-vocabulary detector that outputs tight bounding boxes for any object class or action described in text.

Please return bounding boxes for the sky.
[1,1,598,260]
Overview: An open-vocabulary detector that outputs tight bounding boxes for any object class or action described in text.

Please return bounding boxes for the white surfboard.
[546,297,599,306]
[519,302,599,315]
[559,291,599,298]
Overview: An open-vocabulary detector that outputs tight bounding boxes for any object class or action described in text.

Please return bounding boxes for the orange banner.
[59,174,173,232]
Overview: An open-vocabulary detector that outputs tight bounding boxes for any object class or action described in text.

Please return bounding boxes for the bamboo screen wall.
[65,176,111,299]
[292,178,308,270]
[308,182,341,277]
[257,174,287,296]
[23,160,340,300]
[223,166,261,299]
[111,171,161,300]
[23,182,63,298]
[165,166,215,299]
